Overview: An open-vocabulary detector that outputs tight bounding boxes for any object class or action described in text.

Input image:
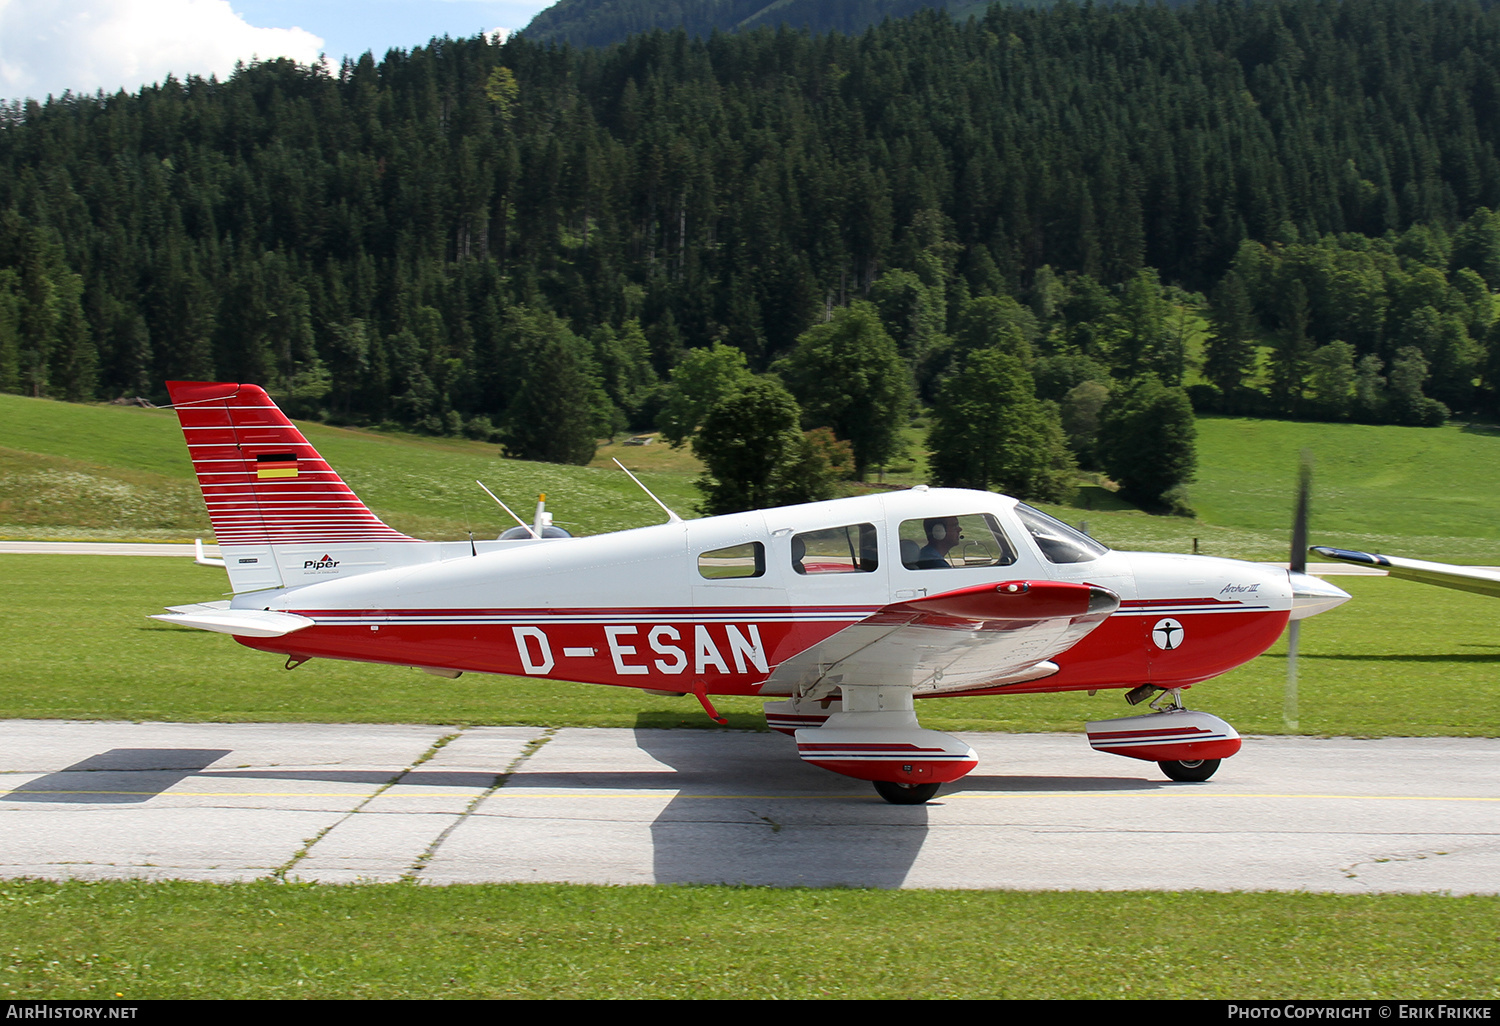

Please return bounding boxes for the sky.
[0,0,557,103]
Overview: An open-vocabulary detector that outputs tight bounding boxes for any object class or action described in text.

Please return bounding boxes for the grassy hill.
[0,394,702,542]
[1060,416,1500,564]
[1187,417,1500,563]
[3,392,1498,561]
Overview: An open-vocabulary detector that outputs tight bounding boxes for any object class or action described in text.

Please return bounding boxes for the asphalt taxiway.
[2,721,1495,891]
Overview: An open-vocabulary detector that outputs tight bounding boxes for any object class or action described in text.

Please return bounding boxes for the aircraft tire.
[873,780,941,805]
[1158,758,1221,782]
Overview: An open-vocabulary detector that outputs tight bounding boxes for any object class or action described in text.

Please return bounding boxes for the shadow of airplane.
[3,748,233,804]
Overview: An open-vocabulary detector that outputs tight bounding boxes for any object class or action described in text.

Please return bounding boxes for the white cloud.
[0,0,324,102]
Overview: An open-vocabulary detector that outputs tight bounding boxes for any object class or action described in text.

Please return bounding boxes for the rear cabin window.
[899,514,1017,569]
[791,523,878,575]
[697,541,766,579]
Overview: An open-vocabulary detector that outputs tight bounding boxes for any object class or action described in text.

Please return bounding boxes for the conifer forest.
[4,0,1500,503]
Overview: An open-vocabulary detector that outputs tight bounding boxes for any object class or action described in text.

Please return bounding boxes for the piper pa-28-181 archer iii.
[155,381,1352,803]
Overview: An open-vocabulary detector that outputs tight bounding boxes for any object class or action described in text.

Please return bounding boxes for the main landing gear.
[765,687,976,805]
[1085,687,1242,782]
[873,780,943,805]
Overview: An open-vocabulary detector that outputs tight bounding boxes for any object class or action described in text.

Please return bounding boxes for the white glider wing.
[1310,546,1500,599]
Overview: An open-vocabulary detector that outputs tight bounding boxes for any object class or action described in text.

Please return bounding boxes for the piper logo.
[304,554,341,571]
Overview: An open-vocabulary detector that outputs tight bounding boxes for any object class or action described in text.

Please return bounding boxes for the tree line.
[2,0,1500,512]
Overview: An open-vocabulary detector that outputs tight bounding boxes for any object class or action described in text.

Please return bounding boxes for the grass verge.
[2,879,1496,999]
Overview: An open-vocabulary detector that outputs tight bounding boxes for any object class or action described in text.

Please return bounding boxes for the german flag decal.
[256,452,299,480]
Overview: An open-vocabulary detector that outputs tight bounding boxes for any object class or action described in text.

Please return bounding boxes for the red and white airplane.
[154,380,1351,803]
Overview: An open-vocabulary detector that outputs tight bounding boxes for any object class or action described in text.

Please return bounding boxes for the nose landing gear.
[1157,757,1222,782]
[1086,688,1242,782]
[873,780,943,804]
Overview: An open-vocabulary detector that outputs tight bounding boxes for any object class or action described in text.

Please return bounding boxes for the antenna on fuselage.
[475,480,538,538]
[533,493,548,538]
[613,458,683,524]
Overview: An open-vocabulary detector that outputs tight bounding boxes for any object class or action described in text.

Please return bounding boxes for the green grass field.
[1184,417,1500,563]
[2,393,1498,734]
[2,879,1495,999]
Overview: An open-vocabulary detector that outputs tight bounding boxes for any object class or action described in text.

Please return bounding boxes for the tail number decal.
[515,624,767,678]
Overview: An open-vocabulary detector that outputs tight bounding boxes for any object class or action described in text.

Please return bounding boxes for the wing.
[1311,546,1500,599]
[760,579,1119,697]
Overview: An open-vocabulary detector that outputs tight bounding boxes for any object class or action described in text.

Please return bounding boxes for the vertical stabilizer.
[167,381,424,593]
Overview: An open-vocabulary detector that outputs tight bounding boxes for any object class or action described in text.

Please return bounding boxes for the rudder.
[167,381,423,592]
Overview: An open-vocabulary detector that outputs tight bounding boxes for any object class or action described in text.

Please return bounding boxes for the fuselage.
[232,487,1296,699]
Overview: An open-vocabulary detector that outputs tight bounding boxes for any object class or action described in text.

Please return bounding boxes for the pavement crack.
[270,729,463,882]
[403,728,555,881]
[1340,849,1451,880]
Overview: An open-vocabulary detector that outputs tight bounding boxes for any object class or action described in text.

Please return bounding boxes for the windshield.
[1014,504,1109,564]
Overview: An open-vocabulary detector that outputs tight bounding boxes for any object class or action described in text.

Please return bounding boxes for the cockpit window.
[899,514,1016,569]
[792,523,878,574]
[1014,504,1109,563]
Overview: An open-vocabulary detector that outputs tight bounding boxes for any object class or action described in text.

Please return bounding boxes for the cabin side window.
[791,523,878,575]
[899,514,1017,569]
[697,541,766,579]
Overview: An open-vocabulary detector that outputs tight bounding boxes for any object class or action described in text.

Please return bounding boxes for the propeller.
[1284,451,1312,732]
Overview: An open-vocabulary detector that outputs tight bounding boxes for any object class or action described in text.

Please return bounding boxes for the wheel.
[1158,758,1221,782]
[873,780,941,805]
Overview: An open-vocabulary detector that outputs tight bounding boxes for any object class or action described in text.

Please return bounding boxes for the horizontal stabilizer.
[152,607,315,638]
[164,601,231,614]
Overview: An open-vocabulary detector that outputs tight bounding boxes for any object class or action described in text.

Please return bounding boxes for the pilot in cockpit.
[917,516,962,568]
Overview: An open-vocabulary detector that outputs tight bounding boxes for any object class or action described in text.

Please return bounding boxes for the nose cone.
[1288,570,1351,620]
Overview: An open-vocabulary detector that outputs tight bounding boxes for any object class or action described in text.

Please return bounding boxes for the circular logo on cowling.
[1151,618,1184,650]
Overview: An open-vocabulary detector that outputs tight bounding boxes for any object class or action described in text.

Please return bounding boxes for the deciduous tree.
[1097,374,1197,511]
[928,349,1075,502]
[779,302,913,479]
[693,378,840,514]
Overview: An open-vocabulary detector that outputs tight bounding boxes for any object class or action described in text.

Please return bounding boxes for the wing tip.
[1310,546,1388,567]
